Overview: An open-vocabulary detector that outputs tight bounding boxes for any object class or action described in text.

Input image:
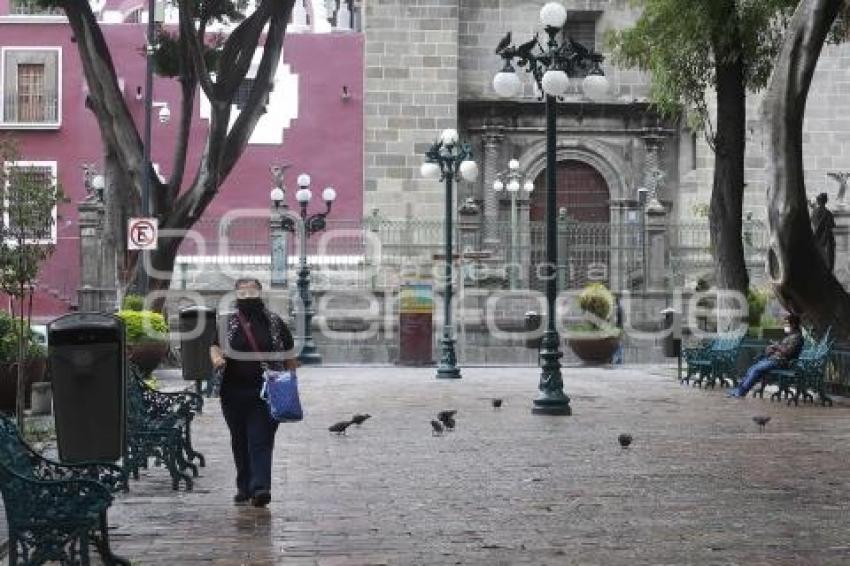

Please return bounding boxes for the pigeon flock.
[325,401,772,447]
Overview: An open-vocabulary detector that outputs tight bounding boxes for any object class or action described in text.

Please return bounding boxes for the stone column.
[608,198,634,292]
[645,206,669,291]
[77,196,105,312]
[481,128,504,248]
[833,207,850,288]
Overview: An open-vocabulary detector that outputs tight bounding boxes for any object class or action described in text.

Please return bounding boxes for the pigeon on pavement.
[431,420,444,436]
[329,421,354,435]
[437,410,457,423]
[618,433,633,448]
[752,416,771,431]
[492,398,503,408]
[351,414,371,426]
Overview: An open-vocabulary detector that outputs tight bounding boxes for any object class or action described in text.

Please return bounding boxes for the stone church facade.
[363,0,850,291]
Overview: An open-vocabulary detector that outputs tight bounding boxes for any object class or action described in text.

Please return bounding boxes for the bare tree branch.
[215,0,277,99]
[221,4,293,177]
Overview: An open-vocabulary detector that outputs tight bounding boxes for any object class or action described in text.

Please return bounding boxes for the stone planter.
[567,334,621,365]
[128,340,170,375]
[30,382,52,415]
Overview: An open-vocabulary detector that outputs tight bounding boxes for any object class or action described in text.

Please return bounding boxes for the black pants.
[220,385,279,496]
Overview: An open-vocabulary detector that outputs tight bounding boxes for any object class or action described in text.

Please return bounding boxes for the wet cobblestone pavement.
[20,365,850,564]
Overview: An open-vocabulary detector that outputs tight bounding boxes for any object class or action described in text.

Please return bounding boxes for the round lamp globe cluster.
[492,1,611,102]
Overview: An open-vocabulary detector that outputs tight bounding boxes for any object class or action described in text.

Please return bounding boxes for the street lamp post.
[278,174,336,365]
[421,129,479,380]
[269,165,291,291]
[493,1,610,414]
[493,159,534,289]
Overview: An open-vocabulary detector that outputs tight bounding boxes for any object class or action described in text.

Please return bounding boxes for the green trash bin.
[48,313,126,463]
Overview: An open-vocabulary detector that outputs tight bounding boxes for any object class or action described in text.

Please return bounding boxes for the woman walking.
[210,278,297,507]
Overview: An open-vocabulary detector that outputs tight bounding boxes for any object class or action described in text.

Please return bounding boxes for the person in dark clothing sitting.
[210,278,297,507]
[727,313,804,398]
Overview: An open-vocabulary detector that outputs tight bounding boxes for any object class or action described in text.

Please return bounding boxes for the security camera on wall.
[157,104,171,124]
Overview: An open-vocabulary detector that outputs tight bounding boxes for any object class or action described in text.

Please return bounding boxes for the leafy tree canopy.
[607,0,799,135]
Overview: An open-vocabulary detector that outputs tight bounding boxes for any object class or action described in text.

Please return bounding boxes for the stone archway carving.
[518,138,628,206]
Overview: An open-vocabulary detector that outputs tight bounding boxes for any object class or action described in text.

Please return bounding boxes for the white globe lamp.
[296,188,312,203]
[582,71,610,102]
[493,180,504,192]
[523,180,535,193]
[541,69,570,97]
[540,2,567,28]
[493,70,522,98]
[440,129,459,146]
[459,160,479,182]
[322,186,337,202]
[297,173,311,188]
[420,162,441,180]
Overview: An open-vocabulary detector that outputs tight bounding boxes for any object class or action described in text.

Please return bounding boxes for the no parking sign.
[128,217,158,250]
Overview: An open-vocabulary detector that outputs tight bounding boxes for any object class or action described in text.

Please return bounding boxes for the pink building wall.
[0,10,364,320]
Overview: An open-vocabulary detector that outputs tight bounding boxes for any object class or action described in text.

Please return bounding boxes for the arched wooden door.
[529,160,611,289]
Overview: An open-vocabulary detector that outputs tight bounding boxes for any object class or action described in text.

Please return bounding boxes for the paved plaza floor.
[73,366,850,564]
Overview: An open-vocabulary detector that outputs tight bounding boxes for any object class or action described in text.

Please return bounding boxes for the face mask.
[237,298,264,312]
[784,325,792,334]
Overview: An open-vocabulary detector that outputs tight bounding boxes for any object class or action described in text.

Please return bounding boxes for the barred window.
[2,49,60,125]
[233,78,271,110]
[3,163,56,243]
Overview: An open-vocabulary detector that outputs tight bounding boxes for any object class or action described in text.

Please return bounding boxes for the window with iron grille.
[233,78,271,111]
[563,12,599,78]
[2,49,60,126]
[3,162,57,243]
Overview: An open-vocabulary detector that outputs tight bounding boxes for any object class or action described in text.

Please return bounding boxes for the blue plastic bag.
[259,370,303,422]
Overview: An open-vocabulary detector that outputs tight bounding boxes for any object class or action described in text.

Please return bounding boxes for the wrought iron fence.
[173,216,770,291]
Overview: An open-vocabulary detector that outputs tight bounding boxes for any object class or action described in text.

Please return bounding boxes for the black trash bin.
[48,313,125,463]
[525,311,542,349]
[661,307,681,358]
[178,306,217,392]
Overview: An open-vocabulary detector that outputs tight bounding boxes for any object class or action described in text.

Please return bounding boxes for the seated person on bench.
[726,313,803,398]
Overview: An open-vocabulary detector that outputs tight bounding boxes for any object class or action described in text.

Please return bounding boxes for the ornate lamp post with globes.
[421,129,479,379]
[493,159,535,289]
[493,1,610,414]
[271,172,337,365]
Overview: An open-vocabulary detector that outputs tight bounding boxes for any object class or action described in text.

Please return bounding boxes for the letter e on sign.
[128,218,158,250]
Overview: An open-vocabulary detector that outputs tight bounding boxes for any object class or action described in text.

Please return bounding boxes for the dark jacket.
[767,329,803,366]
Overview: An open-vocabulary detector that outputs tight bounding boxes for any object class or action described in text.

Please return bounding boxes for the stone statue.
[826,171,849,207]
[811,192,836,272]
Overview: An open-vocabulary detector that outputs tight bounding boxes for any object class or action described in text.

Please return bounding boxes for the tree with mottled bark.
[609,0,797,296]
[38,0,296,306]
[763,0,850,339]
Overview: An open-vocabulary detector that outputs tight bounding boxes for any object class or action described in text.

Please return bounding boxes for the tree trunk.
[763,0,850,340]
[709,31,749,300]
[15,285,25,431]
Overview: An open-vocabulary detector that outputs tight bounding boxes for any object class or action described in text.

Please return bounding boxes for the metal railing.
[9,0,63,15]
[2,93,60,124]
[171,217,772,291]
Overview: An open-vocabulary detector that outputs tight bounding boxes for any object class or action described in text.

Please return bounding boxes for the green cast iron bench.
[125,367,196,491]
[758,330,834,407]
[0,415,129,565]
[129,363,205,472]
[682,331,745,388]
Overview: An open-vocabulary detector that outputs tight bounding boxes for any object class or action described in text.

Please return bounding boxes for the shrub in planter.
[0,312,46,413]
[747,287,770,328]
[122,293,145,312]
[117,309,169,375]
[567,283,622,365]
